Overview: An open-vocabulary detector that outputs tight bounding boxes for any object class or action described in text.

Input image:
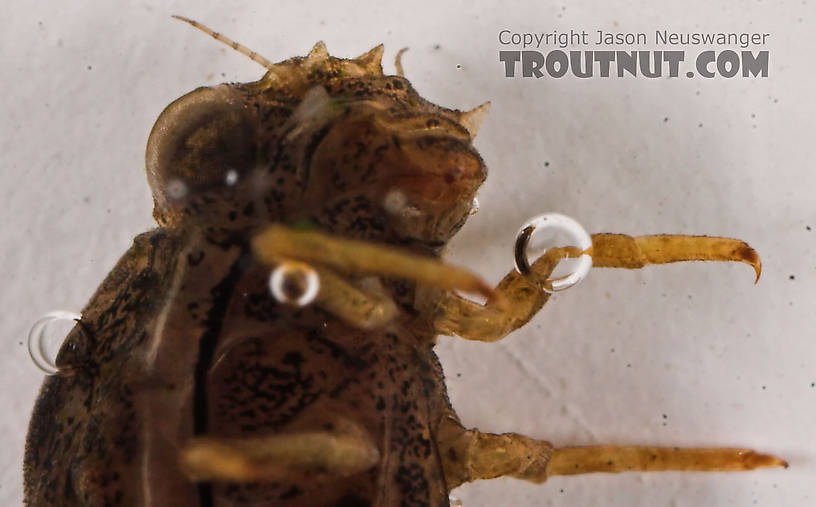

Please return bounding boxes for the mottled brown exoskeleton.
[24,17,785,507]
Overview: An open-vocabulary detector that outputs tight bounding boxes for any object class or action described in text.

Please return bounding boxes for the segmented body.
[26,231,455,505]
[25,41,484,506]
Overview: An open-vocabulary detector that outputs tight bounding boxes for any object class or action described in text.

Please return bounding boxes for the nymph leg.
[436,418,785,490]
[431,233,760,342]
[253,226,760,338]
[252,225,493,298]
[588,233,761,281]
[179,419,379,483]
[428,247,570,342]
[312,266,397,329]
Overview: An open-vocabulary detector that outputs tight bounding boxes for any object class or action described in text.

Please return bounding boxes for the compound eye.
[146,85,254,209]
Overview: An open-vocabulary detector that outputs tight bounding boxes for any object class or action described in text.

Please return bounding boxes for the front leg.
[430,233,760,342]
[251,225,759,338]
[252,224,494,298]
[425,246,569,342]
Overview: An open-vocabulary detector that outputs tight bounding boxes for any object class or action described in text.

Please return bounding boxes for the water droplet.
[225,170,239,186]
[469,196,480,215]
[269,261,320,306]
[27,310,80,375]
[449,495,464,506]
[514,212,592,293]
[167,179,188,200]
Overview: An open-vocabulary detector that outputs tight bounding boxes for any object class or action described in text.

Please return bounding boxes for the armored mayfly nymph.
[24,16,784,507]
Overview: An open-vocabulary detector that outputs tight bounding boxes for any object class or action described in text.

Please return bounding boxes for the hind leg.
[435,418,786,490]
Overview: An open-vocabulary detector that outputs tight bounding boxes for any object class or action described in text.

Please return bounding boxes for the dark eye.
[145,85,254,209]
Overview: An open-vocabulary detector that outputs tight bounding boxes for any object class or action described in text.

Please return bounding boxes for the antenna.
[172,15,275,70]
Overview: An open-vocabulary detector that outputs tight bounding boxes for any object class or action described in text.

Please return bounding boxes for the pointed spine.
[354,44,385,75]
[458,101,491,138]
[305,41,329,66]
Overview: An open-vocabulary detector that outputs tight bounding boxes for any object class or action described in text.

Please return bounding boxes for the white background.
[2,1,813,505]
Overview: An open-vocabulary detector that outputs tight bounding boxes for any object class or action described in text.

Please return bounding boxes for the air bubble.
[514,212,592,293]
[449,495,464,507]
[225,170,239,186]
[269,261,320,306]
[27,310,81,375]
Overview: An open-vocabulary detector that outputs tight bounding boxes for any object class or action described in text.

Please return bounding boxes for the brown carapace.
[24,16,783,507]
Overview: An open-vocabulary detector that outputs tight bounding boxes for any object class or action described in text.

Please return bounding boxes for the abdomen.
[205,308,454,506]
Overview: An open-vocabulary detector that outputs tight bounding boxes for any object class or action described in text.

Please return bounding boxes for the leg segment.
[253,226,761,339]
[428,247,570,342]
[179,419,379,483]
[546,445,786,476]
[252,225,493,298]
[313,266,398,329]
[436,419,786,490]
[589,233,761,281]
[436,417,554,489]
[432,233,760,341]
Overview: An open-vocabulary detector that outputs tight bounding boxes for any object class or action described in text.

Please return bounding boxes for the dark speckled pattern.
[25,43,482,506]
